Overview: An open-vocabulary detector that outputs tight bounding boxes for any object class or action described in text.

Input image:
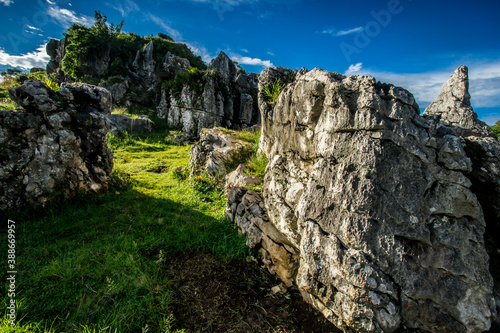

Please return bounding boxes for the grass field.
[0,132,251,332]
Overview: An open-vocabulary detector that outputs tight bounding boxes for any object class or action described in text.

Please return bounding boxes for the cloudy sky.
[0,0,499,124]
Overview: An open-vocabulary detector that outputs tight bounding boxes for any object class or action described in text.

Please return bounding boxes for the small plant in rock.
[44,79,60,93]
[262,79,285,106]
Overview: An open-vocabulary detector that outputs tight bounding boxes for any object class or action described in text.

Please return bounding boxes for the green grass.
[261,80,285,106]
[1,131,250,332]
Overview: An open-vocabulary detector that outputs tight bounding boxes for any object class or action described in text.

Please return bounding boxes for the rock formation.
[46,34,261,138]
[424,66,500,331]
[0,80,113,210]
[157,52,260,138]
[224,67,498,332]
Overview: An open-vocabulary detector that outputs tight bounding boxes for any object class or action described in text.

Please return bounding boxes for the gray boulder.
[189,128,252,179]
[1,80,113,210]
[9,80,58,113]
[163,51,190,75]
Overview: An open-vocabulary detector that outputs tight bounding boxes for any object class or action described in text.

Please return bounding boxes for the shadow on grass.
[0,188,249,332]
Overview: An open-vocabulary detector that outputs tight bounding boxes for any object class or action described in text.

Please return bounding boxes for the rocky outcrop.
[189,128,252,179]
[158,52,260,138]
[132,41,156,87]
[257,66,308,154]
[46,37,69,79]
[425,66,500,331]
[0,80,113,210]
[233,67,498,332]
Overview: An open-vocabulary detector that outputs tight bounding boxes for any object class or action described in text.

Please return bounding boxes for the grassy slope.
[1,132,250,333]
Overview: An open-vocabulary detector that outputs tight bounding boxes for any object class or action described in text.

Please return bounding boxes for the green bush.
[491,121,500,136]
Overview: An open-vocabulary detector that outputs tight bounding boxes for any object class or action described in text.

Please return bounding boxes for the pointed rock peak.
[209,51,238,82]
[424,65,491,137]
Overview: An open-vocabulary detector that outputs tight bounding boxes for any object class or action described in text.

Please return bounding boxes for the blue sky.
[1,0,499,124]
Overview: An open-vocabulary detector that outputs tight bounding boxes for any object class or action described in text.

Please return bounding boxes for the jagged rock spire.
[424,65,491,136]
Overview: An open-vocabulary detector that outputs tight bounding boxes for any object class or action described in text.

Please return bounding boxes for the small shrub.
[491,123,500,137]
[261,79,285,106]
[44,79,60,93]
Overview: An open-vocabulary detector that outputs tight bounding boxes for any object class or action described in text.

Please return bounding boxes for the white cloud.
[185,42,213,63]
[146,12,182,41]
[230,53,273,68]
[46,0,55,4]
[108,0,139,17]
[241,48,248,53]
[47,6,94,28]
[0,0,14,6]
[26,25,43,32]
[352,62,500,110]
[323,27,364,37]
[345,62,363,75]
[0,44,50,70]
[267,51,274,56]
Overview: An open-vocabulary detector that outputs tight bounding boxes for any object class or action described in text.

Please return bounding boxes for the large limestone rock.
[0,80,113,210]
[244,67,497,332]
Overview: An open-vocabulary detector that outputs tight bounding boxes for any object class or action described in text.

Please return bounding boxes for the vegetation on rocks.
[492,120,500,136]
[62,11,206,83]
[261,79,285,106]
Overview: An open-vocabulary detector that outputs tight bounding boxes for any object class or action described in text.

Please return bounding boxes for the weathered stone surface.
[9,80,58,113]
[57,82,113,113]
[46,37,69,79]
[163,51,190,75]
[189,128,252,179]
[424,66,492,137]
[224,164,261,191]
[225,186,299,287]
[248,68,496,332]
[132,41,156,87]
[107,114,153,133]
[158,52,260,138]
[102,78,130,106]
[1,80,113,210]
[423,67,500,331]
[208,51,239,82]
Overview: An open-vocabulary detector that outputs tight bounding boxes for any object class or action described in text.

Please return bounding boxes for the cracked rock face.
[256,68,496,332]
[0,80,113,210]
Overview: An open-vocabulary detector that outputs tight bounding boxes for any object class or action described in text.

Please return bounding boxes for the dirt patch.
[165,252,340,333]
